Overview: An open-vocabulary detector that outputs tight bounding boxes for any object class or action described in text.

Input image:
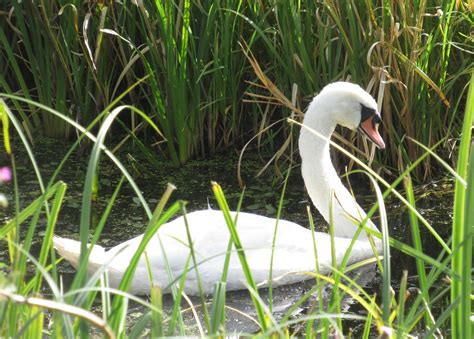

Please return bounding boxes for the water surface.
[0,136,453,335]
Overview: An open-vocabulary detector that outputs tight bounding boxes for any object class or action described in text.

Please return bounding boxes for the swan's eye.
[373,114,382,125]
[360,104,376,124]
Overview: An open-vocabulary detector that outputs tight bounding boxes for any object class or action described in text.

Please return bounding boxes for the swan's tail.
[53,236,106,274]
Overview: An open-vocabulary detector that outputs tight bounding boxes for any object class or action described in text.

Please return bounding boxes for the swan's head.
[311,82,385,149]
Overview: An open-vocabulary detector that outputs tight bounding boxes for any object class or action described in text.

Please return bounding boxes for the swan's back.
[55,210,378,295]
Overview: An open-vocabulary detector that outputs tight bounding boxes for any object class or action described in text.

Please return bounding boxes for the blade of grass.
[0,289,114,339]
[451,72,474,339]
[71,177,126,320]
[179,203,211,331]
[403,174,431,327]
[211,181,268,332]
[0,181,65,238]
[150,285,163,338]
[32,181,67,292]
[395,270,408,338]
[108,200,180,333]
[268,162,292,312]
[210,282,226,335]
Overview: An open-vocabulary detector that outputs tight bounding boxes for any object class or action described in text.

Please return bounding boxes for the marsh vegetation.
[0,1,473,337]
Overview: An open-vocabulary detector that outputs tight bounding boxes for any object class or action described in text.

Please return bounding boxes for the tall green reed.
[1,1,472,175]
[1,1,473,336]
[0,88,162,334]
[131,0,257,164]
[1,86,472,336]
[450,72,473,339]
[0,1,128,139]
[132,0,196,165]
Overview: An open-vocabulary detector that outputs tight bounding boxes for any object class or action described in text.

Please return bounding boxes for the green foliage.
[450,71,474,339]
[0,1,473,337]
[1,1,471,171]
[1,83,473,335]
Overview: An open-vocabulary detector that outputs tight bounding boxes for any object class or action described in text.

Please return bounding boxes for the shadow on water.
[0,137,454,335]
[134,265,378,336]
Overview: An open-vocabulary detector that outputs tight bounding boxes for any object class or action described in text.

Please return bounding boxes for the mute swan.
[54,82,385,295]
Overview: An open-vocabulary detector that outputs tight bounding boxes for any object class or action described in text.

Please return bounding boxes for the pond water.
[0,136,454,335]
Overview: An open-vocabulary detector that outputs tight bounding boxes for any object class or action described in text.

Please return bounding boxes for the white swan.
[54,82,385,295]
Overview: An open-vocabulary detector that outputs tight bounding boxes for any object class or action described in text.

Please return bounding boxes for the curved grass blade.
[211,181,268,332]
[108,200,180,333]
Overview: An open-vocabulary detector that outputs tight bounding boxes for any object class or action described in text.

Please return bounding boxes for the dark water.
[0,136,454,335]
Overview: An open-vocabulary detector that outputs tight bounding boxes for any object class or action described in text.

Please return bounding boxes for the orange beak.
[359,115,385,150]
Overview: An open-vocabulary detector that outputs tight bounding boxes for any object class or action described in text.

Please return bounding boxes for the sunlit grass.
[0,0,472,337]
[2,76,473,335]
[1,1,471,171]
[450,71,474,339]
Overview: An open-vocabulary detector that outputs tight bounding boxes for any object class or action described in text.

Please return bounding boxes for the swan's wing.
[81,209,379,294]
[100,210,304,291]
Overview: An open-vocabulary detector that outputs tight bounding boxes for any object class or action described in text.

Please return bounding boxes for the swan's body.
[54,210,377,295]
[54,82,385,295]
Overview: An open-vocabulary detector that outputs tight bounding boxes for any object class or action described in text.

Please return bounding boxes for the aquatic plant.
[0,71,473,336]
[1,1,471,171]
[0,0,472,336]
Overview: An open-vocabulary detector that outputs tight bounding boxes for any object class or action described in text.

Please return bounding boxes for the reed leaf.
[107,198,180,334]
[211,181,268,331]
[451,71,474,339]
[403,174,431,326]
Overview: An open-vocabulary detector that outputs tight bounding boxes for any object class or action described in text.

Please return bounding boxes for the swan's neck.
[299,102,378,239]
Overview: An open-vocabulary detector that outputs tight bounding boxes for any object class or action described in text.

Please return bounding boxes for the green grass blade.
[211,181,268,332]
[210,282,226,335]
[268,164,292,312]
[396,270,408,338]
[33,181,67,292]
[20,308,43,339]
[0,99,47,205]
[0,181,64,238]
[403,174,430,326]
[179,203,211,331]
[451,72,474,339]
[460,143,474,339]
[70,178,126,316]
[108,200,180,333]
[150,285,163,338]
[128,312,151,338]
